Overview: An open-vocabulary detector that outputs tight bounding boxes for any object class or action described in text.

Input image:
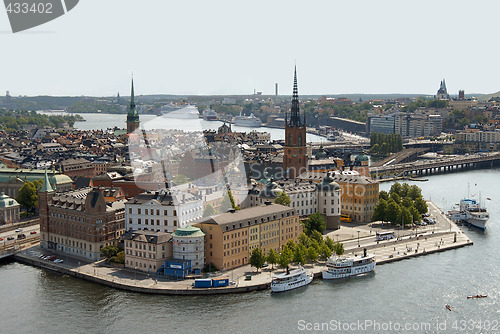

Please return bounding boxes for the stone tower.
[126,78,140,134]
[283,67,307,179]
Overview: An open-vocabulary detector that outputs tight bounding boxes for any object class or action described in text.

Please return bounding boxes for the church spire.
[289,66,302,127]
[126,77,140,133]
[41,168,54,193]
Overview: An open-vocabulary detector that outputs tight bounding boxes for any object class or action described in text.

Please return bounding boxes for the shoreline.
[11,201,473,296]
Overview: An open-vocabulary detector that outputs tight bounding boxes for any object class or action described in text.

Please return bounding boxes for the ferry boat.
[271,267,313,293]
[162,105,200,119]
[322,249,376,280]
[202,108,218,121]
[233,113,262,127]
[448,198,489,230]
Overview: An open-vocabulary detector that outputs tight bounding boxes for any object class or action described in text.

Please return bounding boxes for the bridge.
[371,148,430,167]
[369,152,500,179]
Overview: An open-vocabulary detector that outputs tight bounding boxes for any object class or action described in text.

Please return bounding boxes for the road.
[0,224,40,250]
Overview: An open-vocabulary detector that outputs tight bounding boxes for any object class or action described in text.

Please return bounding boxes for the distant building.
[0,192,20,225]
[454,129,500,152]
[0,168,73,198]
[171,225,205,271]
[436,79,450,100]
[126,79,140,134]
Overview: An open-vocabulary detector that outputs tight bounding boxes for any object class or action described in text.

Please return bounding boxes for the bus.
[376,231,395,241]
[340,214,351,223]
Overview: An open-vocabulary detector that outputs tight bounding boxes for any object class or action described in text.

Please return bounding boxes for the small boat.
[467,295,487,299]
[271,267,313,293]
[445,304,452,311]
[322,249,375,280]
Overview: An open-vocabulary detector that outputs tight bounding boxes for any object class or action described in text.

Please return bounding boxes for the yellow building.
[194,203,301,270]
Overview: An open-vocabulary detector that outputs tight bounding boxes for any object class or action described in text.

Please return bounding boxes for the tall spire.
[289,66,302,127]
[41,168,54,193]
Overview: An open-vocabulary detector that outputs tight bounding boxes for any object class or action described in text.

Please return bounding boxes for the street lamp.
[134,267,137,284]
[357,231,360,247]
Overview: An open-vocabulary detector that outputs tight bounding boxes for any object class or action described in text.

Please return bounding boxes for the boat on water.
[467,294,487,299]
[322,249,375,280]
[271,267,313,293]
[448,198,489,230]
[202,108,218,121]
[233,113,262,127]
[162,105,200,119]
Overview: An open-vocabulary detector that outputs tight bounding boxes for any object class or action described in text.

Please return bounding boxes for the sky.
[1,0,500,97]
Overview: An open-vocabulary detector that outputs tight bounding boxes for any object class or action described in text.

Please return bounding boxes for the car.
[0,237,3,241]
[7,236,14,240]
[46,255,57,261]
[15,228,22,232]
[54,259,64,263]
[30,231,37,235]
[39,254,46,259]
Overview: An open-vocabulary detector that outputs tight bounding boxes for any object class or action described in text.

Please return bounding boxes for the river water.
[1,168,498,334]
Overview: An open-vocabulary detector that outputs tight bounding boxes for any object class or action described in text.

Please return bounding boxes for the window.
[164,210,167,215]
[138,208,141,214]
[174,220,177,226]
[138,218,141,224]
[145,209,148,215]
[129,208,132,214]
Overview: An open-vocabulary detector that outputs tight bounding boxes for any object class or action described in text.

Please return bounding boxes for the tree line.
[369,132,403,155]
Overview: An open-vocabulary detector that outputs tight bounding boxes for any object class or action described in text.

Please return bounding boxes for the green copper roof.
[41,168,54,192]
[0,192,19,208]
[172,225,205,238]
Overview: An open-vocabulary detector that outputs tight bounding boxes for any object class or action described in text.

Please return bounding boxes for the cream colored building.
[124,230,172,273]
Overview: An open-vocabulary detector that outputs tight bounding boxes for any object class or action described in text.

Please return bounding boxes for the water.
[38,111,326,142]
[1,168,498,333]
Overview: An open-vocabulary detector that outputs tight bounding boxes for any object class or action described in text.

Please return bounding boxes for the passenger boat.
[202,108,218,121]
[233,112,262,127]
[467,295,487,299]
[271,267,313,293]
[322,249,375,280]
[448,198,489,230]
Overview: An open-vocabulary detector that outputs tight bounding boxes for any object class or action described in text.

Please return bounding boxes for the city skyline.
[1,0,500,96]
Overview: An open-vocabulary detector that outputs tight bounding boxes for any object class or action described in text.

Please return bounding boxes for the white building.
[125,189,203,233]
[171,225,205,271]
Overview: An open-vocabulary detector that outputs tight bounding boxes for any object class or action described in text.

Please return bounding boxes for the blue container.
[212,278,229,287]
[194,279,212,288]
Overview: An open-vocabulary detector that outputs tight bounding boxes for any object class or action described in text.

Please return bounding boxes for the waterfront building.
[367,111,443,138]
[0,192,20,225]
[123,230,172,273]
[125,190,203,234]
[0,168,73,198]
[39,169,126,261]
[454,129,500,152]
[171,225,205,271]
[283,67,307,179]
[126,79,140,134]
[194,203,301,270]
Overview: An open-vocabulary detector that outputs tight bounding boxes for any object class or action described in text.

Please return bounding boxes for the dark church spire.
[289,66,302,127]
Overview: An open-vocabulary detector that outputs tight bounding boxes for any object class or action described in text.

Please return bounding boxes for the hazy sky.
[1,0,500,96]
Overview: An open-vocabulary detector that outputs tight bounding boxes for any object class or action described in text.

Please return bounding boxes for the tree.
[303,213,326,235]
[278,247,292,269]
[266,249,278,270]
[310,230,323,244]
[415,198,428,214]
[325,236,335,251]
[408,185,422,200]
[306,246,318,263]
[410,206,420,225]
[285,239,296,252]
[249,248,266,272]
[293,244,307,265]
[298,233,310,248]
[400,207,412,227]
[274,191,291,206]
[16,181,38,214]
[221,190,239,211]
[387,200,401,225]
[101,245,120,259]
[332,242,344,256]
[379,190,389,201]
[110,251,125,264]
[390,182,403,197]
[372,198,387,222]
[319,243,332,260]
[172,174,190,185]
[202,204,216,217]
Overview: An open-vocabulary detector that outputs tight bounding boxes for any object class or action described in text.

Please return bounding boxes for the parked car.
[17,234,26,239]
[30,231,37,235]
[7,236,14,240]
[15,228,22,232]
[45,255,57,261]
[54,259,64,263]
[0,237,3,241]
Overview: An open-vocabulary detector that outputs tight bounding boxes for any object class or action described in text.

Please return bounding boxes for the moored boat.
[322,249,375,280]
[448,198,489,230]
[271,267,313,293]
[233,112,262,127]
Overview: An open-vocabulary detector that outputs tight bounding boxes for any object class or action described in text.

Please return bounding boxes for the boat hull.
[271,273,313,293]
[322,262,375,280]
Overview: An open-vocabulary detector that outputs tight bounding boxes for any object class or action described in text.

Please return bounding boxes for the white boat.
[322,250,375,280]
[202,108,218,121]
[162,105,199,119]
[271,267,313,293]
[448,198,489,230]
[233,113,262,127]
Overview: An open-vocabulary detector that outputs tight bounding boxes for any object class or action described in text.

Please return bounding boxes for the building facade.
[126,79,140,134]
[123,230,172,273]
[0,192,20,225]
[171,225,205,271]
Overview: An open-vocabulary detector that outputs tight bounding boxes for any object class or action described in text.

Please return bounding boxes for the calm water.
[1,168,499,334]
[40,111,325,142]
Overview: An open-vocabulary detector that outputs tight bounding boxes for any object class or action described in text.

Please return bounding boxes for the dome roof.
[0,192,19,208]
[355,154,369,162]
[317,172,340,191]
[172,225,205,238]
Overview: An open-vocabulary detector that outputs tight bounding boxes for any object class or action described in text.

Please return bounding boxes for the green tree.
[274,191,291,206]
[379,190,389,201]
[390,182,403,197]
[110,251,125,264]
[202,204,216,217]
[410,206,421,225]
[266,249,279,269]
[415,198,428,214]
[293,244,307,265]
[325,236,335,251]
[408,185,422,200]
[278,247,292,269]
[372,198,388,222]
[400,207,412,227]
[387,200,401,225]
[303,213,326,235]
[16,181,38,214]
[221,190,239,211]
[285,239,296,252]
[306,246,318,263]
[298,233,310,248]
[332,242,344,256]
[249,248,266,272]
[101,245,120,259]
[319,243,332,260]
[172,174,190,185]
[310,230,323,244]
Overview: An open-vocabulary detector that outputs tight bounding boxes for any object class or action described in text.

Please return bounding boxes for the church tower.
[126,78,140,134]
[283,67,307,179]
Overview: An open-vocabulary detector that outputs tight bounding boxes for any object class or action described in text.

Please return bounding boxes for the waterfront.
[1,168,498,334]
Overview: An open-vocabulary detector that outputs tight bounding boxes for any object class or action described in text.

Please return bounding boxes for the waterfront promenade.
[12,201,472,295]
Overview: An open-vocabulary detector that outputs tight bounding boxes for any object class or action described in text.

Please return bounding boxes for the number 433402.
[6,2,53,14]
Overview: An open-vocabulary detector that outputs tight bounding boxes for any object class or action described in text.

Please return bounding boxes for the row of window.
[129,208,177,216]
